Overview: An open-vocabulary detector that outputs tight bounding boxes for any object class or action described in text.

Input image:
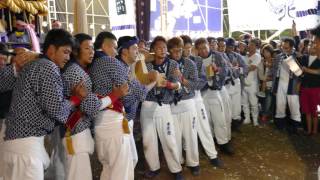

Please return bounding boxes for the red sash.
[65,110,83,130]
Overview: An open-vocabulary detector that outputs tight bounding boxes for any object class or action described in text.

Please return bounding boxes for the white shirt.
[279,58,290,83]
[244,53,261,86]
[309,55,317,66]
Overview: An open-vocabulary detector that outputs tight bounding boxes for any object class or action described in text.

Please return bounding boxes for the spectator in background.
[9,20,31,48]
[238,40,248,56]
[258,45,275,124]
[242,39,261,126]
[233,41,240,54]
[41,20,62,45]
[253,38,262,53]
[52,20,62,29]
[9,19,40,52]
[298,38,311,57]
[138,39,147,50]
[207,37,217,52]
[272,38,301,133]
[216,37,226,53]
[137,39,154,62]
[299,25,320,135]
[240,33,252,42]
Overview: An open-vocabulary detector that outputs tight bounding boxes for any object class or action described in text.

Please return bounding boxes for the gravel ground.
[89,122,320,180]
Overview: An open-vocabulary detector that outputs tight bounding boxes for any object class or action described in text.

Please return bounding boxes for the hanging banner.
[227,0,320,32]
[294,0,320,31]
[109,0,136,38]
[150,0,223,39]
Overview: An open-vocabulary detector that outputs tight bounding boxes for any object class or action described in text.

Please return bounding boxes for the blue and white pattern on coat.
[218,52,235,85]
[145,58,179,104]
[89,51,129,97]
[225,51,248,79]
[62,62,101,135]
[121,59,148,121]
[190,55,207,91]
[89,51,148,114]
[200,51,229,90]
[0,65,16,92]
[5,58,72,140]
[175,58,198,101]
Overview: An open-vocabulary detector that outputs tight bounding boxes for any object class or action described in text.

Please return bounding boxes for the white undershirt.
[309,55,317,66]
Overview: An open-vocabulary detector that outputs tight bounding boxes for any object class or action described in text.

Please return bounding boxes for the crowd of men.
[0,19,320,180]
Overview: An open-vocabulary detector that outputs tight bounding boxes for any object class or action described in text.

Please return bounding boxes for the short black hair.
[243,34,251,40]
[249,38,260,48]
[43,29,74,54]
[207,36,216,43]
[302,38,310,47]
[73,33,92,56]
[167,37,183,50]
[150,36,166,52]
[74,33,92,44]
[311,25,320,39]
[253,38,262,49]
[180,35,192,45]
[94,31,117,50]
[217,37,225,43]
[282,37,295,48]
[225,38,236,47]
[194,38,208,49]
